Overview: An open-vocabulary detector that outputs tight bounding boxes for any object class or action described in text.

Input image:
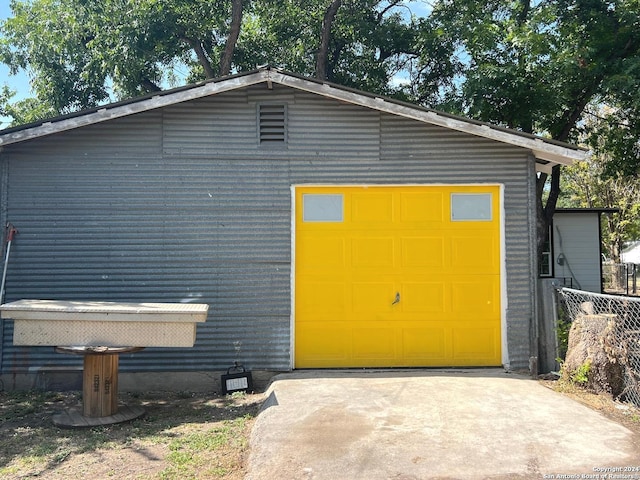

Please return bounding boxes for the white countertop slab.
[0,299,209,323]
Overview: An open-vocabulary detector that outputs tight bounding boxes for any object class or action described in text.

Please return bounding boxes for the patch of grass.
[159,415,253,479]
[0,390,65,421]
[0,390,261,479]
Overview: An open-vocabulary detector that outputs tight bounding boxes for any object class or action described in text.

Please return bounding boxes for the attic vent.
[259,104,287,145]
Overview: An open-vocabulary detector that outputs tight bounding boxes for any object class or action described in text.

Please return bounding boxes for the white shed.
[551,209,616,293]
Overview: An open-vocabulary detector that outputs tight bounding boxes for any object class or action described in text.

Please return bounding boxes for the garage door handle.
[392,292,400,305]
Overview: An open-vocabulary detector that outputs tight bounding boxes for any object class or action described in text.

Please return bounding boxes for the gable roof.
[0,66,587,171]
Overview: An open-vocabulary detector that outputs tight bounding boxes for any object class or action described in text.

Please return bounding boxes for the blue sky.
[0,1,432,127]
[0,3,30,127]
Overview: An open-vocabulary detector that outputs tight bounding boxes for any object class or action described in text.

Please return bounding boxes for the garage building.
[0,67,587,389]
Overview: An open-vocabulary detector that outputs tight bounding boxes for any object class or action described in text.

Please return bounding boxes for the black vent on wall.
[259,104,286,145]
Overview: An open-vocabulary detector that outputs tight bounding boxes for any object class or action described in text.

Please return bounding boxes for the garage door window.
[303,194,344,222]
[451,193,493,221]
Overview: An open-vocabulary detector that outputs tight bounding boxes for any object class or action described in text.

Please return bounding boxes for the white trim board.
[0,68,587,167]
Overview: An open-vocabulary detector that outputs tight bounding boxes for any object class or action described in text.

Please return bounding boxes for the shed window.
[259,104,287,145]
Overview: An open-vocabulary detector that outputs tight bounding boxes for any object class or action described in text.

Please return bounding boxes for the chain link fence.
[560,287,640,407]
[602,263,639,296]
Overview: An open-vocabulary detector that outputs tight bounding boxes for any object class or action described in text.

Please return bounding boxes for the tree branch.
[544,165,562,220]
[181,36,216,78]
[554,81,602,142]
[326,39,346,82]
[554,26,638,142]
[141,78,161,92]
[316,0,342,81]
[377,0,404,22]
[517,0,530,26]
[219,0,243,77]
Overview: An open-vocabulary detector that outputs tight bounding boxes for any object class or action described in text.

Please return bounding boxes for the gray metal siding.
[0,83,536,373]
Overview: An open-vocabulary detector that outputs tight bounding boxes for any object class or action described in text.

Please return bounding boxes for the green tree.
[0,0,246,117]
[0,86,57,126]
[561,106,640,261]
[1,0,418,123]
[237,0,418,95]
[562,156,640,262]
[413,0,640,265]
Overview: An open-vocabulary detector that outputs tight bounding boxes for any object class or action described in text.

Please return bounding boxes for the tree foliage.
[561,155,640,261]
[561,107,640,261]
[0,0,418,117]
[0,0,247,114]
[235,0,418,95]
[411,0,640,262]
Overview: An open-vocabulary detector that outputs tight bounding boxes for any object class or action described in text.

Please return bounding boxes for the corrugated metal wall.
[0,83,535,373]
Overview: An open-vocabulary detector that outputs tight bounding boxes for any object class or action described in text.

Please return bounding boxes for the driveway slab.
[245,369,640,480]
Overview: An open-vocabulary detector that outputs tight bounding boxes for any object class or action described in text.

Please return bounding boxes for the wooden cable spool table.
[0,299,209,428]
[53,346,146,427]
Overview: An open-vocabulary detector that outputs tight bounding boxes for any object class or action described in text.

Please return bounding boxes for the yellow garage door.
[294,185,502,368]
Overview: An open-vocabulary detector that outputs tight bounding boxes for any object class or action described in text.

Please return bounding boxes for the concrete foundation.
[0,369,280,394]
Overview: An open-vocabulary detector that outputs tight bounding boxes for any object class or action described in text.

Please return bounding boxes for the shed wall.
[0,83,536,373]
[553,212,602,292]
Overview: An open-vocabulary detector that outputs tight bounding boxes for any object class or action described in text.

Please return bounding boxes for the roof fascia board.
[0,68,587,167]
[269,72,587,165]
[535,162,553,174]
[0,71,270,147]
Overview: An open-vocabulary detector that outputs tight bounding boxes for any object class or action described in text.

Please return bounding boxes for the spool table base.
[52,404,145,428]
[53,346,145,428]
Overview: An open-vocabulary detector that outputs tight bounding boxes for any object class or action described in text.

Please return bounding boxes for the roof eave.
[268,71,587,167]
[0,70,270,147]
[0,67,587,168]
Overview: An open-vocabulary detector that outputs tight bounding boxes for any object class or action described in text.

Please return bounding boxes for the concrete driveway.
[245,369,640,480]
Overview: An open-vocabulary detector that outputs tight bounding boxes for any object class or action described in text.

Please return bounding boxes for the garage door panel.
[352,327,396,360]
[450,236,498,271]
[400,192,445,223]
[296,280,347,319]
[402,328,447,363]
[451,280,500,318]
[352,193,394,223]
[451,327,500,365]
[352,282,396,316]
[351,237,395,268]
[295,185,502,368]
[401,237,445,268]
[401,282,446,314]
[296,322,351,361]
[297,235,347,270]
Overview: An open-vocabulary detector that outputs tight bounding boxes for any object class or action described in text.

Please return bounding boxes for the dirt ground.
[541,378,640,442]
[1,379,640,479]
[0,390,264,479]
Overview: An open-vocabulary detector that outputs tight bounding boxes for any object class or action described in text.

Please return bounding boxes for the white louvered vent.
[259,104,287,145]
